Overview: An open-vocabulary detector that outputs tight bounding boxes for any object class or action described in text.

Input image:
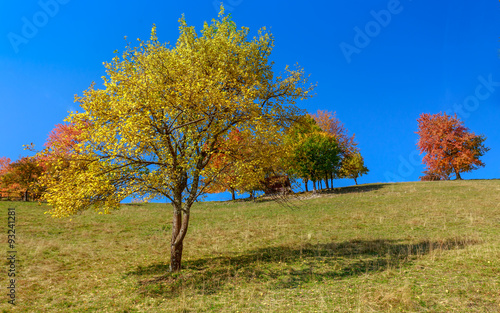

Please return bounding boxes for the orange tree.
[0,156,44,201]
[416,112,489,180]
[43,123,83,159]
[203,129,246,200]
[0,157,15,198]
[39,9,313,272]
[0,123,84,201]
[36,123,85,193]
[204,128,289,200]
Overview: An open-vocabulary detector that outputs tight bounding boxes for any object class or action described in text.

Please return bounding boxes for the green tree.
[39,9,313,272]
[283,115,320,192]
[289,132,340,193]
[310,110,367,187]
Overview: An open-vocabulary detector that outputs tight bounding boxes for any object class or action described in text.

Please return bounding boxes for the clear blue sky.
[1,0,499,201]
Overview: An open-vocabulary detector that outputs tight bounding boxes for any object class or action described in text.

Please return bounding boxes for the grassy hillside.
[1,180,499,312]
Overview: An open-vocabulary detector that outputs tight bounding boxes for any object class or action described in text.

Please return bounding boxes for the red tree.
[310,110,356,155]
[416,113,489,180]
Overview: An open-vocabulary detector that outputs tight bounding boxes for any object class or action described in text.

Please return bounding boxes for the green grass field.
[1,180,499,312]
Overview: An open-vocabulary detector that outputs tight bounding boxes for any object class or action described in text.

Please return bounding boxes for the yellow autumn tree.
[40,8,313,272]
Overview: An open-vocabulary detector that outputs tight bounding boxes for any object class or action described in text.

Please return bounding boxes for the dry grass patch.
[0,180,499,312]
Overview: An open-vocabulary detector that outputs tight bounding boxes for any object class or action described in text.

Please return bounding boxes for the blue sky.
[1,0,499,201]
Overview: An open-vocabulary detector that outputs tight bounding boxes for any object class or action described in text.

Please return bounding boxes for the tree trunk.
[304,178,308,192]
[354,177,358,185]
[313,180,317,193]
[23,189,29,202]
[325,175,329,189]
[170,204,190,272]
[170,239,183,272]
[455,170,462,180]
[330,172,333,189]
[231,188,235,201]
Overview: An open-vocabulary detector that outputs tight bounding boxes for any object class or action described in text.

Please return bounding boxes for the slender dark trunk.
[231,188,235,201]
[313,180,317,193]
[455,170,462,180]
[354,177,358,185]
[325,175,329,189]
[330,172,334,189]
[304,178,308,192]
[23,189,29,202]
[170,204,190,272]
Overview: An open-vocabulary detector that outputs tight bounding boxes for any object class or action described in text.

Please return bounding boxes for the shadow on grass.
[230,183,387,206]
[126,236,479,298]
[120,203,145,207]
[318,183,386,195]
